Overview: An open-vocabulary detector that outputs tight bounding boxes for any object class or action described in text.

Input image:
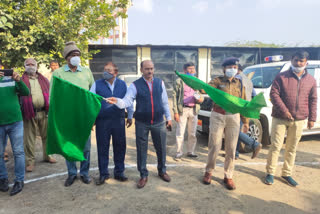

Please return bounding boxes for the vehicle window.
[313,68,320,87]
[306,66,320,87]
[243,66,282,88]
[307,68,315,77]
[151,48,198,93]
[306,65,316,77]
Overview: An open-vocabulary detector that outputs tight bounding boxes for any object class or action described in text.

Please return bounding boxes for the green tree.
[225,40,286,48]
[0,11,13,30]
[0,0,129,70]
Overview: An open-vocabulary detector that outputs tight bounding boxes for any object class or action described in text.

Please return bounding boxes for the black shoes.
[64,175,77,187]
[114,175,128,182]
[0,179,24,196]
[64,175,92,186]
[187,153,198,158]
[80,175,91,184]
[96,175,128,185]
[10,181,24,196]
[0,178,9,192]
[95,175,110,185]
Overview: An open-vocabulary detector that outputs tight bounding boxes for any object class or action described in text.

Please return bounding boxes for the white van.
[197,59,320,146]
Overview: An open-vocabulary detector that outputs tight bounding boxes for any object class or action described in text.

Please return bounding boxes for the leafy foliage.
[0,11,13,30]
[225,40,286,48]
[0,0,129,70]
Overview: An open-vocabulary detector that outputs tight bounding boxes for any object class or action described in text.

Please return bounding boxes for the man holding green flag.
[202,57,249,190]
[50,41,95,187]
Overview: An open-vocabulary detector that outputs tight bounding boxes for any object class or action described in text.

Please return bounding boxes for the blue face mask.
[103,71,113,80]
[225,68,237,78]
[186,73,196,76]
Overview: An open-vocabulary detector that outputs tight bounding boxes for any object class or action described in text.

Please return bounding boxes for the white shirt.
[115,77,172,121]
[90,78,134,119]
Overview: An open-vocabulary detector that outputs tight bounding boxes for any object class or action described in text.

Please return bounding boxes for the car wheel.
[248,119,263,143]
[239,119,263,153]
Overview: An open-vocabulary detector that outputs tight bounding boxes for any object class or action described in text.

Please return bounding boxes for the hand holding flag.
[175,71,267,119]
[105,97,117,104]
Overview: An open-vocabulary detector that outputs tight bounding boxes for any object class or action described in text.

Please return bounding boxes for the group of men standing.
[0,44,317,196]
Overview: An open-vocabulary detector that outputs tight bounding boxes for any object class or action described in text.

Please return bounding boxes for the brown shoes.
[46,157,57,164]
[203,172,212,185]
[158,173,171,182]
[26,165,34,172]
[137,173,171,189]
[137,177,148,189]
[251,144,262,159]
[224,178,236,190]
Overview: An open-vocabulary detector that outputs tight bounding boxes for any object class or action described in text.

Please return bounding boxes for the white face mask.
[25,66,37,73]
[225,68,238,78]
[70,56,81,67]
[291,65,306,73]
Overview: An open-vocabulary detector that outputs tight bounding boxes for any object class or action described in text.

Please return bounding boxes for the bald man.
[107,60,172,189]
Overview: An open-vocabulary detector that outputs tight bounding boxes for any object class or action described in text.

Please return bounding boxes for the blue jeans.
[236,122,260,157]
[135,120,167,178]
[0,121,25,182]
[96,118,126,177]
[65,136,91,178]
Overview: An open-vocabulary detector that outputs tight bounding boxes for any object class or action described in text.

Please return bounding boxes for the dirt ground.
[1,120,320,214]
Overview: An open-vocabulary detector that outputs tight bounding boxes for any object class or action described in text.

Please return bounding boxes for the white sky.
[127,0,320,46]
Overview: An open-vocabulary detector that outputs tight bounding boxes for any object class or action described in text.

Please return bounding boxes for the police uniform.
[205,58,248,183]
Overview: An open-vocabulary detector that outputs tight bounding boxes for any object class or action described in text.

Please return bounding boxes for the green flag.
[175,71,267,119]
[47,76,103,161]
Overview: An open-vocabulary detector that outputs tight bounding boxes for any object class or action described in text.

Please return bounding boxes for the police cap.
[222,57,239,67]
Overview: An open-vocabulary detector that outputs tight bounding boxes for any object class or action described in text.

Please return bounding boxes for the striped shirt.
[0,77,30,125]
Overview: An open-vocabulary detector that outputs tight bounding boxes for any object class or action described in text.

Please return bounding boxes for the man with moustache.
[106,60,172,189]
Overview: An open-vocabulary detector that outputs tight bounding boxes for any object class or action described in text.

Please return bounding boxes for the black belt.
[183,105,194,108]
[34,107,46,112]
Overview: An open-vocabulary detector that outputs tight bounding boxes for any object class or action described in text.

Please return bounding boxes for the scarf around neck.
[21,72,50,120]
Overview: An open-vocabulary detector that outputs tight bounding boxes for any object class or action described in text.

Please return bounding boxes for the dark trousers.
[65,136,91,177]
[96,118,126,177]
[135,120,167,178]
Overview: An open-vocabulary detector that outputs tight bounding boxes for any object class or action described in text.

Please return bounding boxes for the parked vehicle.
[197,57,320,146]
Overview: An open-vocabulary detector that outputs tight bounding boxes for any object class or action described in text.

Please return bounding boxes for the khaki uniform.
[24,76,51,166]
[205,76,248,178]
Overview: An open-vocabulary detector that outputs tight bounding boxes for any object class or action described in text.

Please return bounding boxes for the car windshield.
[243,66,283,88]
